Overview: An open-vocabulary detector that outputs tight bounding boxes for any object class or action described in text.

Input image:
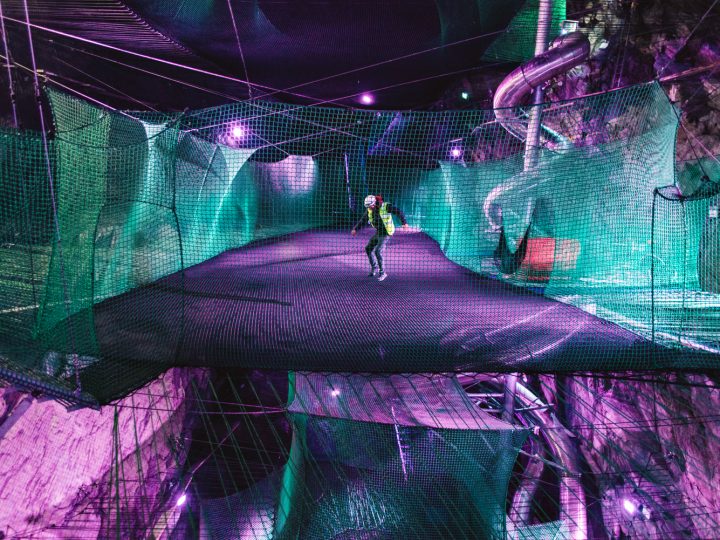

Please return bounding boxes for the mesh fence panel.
[1,82,719,400]
[648,154,720,354]
[195,372,529,540]
[0,129,53,349]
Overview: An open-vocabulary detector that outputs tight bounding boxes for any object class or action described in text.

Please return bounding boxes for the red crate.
[520,238,580,281]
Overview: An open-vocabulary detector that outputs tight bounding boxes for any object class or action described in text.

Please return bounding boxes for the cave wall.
[440,0,720,164]
[565,373,720,539]
[0,368,208,537]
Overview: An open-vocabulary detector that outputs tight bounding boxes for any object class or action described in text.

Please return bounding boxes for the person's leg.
[365,234,379,274]
[375,235,390,277]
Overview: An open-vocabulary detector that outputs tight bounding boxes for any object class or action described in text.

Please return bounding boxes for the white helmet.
[363,195,377,208]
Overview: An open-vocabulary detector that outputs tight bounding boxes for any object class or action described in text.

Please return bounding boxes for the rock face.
[569,0,720,161]
[564,373,720,539]
[3,367,719,539]
[443,0,720,162]
[0,368,208,537]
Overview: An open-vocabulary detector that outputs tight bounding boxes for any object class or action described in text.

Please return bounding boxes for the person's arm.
[351,211,369,234]
[387,204,408,227]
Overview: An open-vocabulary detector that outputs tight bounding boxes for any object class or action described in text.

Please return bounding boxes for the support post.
[523,0,553,172]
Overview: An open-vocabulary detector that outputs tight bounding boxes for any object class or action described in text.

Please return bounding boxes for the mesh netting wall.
[0,130,53,348]
[1,82,719,400]
[482,0,567,62]
[647,155,720,354]
[194,372,529,540]
[276,415,525,539]
[0,128,96,401]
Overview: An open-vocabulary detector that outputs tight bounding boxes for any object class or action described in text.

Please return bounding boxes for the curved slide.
[486,30,591,268]
[492,30,590,146]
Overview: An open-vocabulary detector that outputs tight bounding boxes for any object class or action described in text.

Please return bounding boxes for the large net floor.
[91,228,705,372]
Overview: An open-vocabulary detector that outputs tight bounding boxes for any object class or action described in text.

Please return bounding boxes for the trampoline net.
[1,82,719,401]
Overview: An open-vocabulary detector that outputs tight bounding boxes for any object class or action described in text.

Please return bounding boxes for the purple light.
[450,147,463,158]
[227,123,247,139]
[622,498,637,515]
[331,389,340,397]
[176,493,187,507]
[223,123,249,146]
[359,93,375,105]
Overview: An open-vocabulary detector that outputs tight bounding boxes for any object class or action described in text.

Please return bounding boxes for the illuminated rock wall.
[565,373,720,538]
[0,368,208,537]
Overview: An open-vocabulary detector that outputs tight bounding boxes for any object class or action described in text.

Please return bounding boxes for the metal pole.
[0,0,18,127]
[502,373,518,423]
[523,0,553,171]
[505,0,554,423]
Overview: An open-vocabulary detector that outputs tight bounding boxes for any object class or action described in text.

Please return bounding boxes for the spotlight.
[460,91,470,100]
[176,493,188,507]
[622,498,637,515]
[450,147,463,159]
[229,124,246,139]
[331,389,340,397]
[222,123,250,147]
[359,93,375,105]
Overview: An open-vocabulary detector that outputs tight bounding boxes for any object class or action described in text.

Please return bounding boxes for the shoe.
[368,269,379,277]
[377,272,387,281]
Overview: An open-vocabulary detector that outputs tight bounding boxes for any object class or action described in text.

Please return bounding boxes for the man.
[351,194,408,281]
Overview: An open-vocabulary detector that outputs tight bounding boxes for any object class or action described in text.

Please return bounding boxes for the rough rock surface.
[442,0,720,162]
[0,368,208,537]
[564,373,720,539]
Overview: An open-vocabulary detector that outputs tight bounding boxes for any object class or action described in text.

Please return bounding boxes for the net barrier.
[5,368,717,538]
[0,82,719,401]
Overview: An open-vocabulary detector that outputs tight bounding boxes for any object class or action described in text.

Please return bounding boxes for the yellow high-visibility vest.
[367,203,395,235]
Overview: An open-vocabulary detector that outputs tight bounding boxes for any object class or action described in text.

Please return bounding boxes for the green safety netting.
[71,369,720,538]
[272,373,528,539]
[648,155,720,352]
[1,82,719,403]
[482,0,567,62]
[157,372,528,539]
